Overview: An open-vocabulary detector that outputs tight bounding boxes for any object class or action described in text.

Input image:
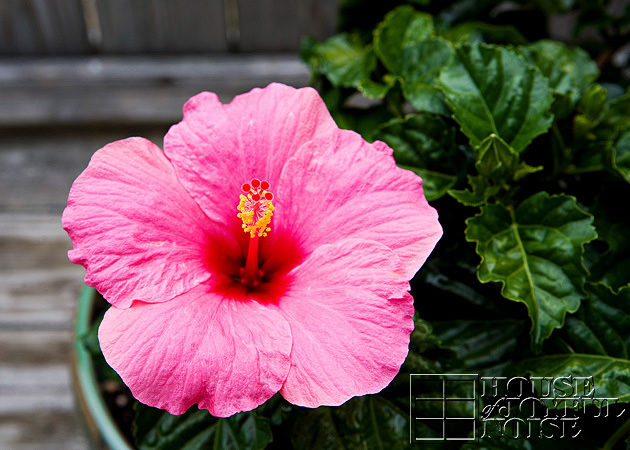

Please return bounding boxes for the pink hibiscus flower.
[62,83,442,417]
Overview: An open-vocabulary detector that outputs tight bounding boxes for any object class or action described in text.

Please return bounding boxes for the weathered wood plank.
[0,0,89,54]
[0,55,309,127]
[95,0,227,53]
[237,0,340,51]
[0,212,86,448]
[0,129,166,212]
[0,412,87,449]
[0,363,85,447]
[0,213,84,330]
[0,329,72,365]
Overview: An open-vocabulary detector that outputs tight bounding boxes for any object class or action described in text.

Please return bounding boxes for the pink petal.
[163,83,336,223]
[275,129,442,279]
[277,239,414,407]
[62,137,223,308]
[98,283,292,417]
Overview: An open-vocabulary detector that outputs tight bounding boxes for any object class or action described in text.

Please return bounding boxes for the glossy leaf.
[475,134,542,182]
[515,354,630,403]
[302,33,376,88]
[357,77,395,99]
[432,320,525,370]
[521,40,599,117]
[291,396,409,450]
[466,192,597,350]
[448,175,500,207]
[612,128,630,183]
[565,284,630,358]
[606,90,630,129]
[373,5,434,74]
[398,38,455,114]
[375,113,461,200]
[574,84,609,138]
[133,405,272,450]
[438,43,554,152]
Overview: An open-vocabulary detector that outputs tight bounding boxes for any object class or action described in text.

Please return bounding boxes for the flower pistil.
[237,179,275,287]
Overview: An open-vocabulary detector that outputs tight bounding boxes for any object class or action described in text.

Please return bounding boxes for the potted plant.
[70,2,630,448]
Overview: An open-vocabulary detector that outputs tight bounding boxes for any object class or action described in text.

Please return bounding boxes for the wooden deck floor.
[0,55,308,449]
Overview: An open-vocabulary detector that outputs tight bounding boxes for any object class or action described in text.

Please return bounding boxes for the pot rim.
[72,285,133,450]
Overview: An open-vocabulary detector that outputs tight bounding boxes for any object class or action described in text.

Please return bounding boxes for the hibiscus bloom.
[63,83,442,417]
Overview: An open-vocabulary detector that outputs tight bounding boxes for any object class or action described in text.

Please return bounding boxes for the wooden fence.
[0,0,340,54]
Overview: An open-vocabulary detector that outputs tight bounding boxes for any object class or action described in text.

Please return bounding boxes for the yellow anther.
[236,181,275,238]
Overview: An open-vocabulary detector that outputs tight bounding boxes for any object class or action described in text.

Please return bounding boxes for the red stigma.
[261,180,270,190]
[252,193,261,201]
[241,183,251,192]
[251,179,261,188]
[265,192,273,200]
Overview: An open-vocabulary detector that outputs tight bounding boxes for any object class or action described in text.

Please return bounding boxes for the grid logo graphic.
[410,374,478,442]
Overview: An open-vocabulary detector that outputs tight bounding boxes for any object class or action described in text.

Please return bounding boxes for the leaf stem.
[602,417,630,450]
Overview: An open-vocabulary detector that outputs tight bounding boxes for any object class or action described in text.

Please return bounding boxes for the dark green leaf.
[606,90,630,130]
[291,396,409,450]
[302,33,376,88]
[575,84,609,133]
[375,113,461,200]
[448,175,501,207]
[521,40,599,117]
[398,38,455,114]
[133,405,272,450]
[438,43,554,152]
[332,106,393,141]
[373,5,434,74]
[475,134,542,182]
[357,77,394,99]
[465,192,597,350]
[514,354,630,403]
[80,310,121,382]
[432,320,525,370]
[565,284,630,358]
[441,22,528,45]
[612,128,630,183]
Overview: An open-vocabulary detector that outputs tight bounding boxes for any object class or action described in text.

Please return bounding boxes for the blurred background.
[0,1,338,448]
[0,0,628,448]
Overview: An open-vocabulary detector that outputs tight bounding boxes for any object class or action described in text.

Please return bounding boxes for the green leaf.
[584,184,630,292]
[373,7,453,114]
[375,113,461,200]
[475,134,541,182]
[441,22,528,45]
[398,38,455,114]
[332,106,393,141]
[404,167,458,201]
[302,33,376,88]
[521,40,599,117]
[432,320,526,371]
[373,5,434,74]
[133,404,272,450]
[465,192,597,350]
[564,284,630,358]
[438,42,554,152]
[291,396,409,450]
[448,175,501,206]
[612,128,630,183]
[449,135,541,206]
[514,354,630,403]
[606,89,630,129]
[357,77,394,99]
